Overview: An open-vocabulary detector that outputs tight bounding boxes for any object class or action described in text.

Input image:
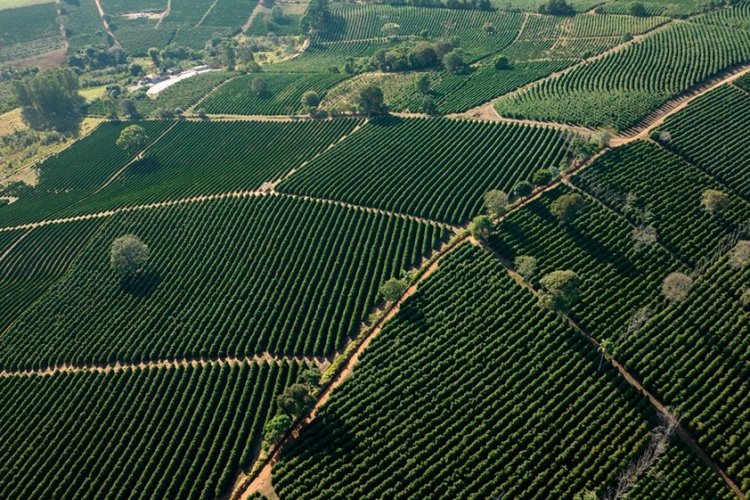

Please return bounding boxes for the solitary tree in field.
[597,338,613,371]
[630,2,649,16]
[252,77,269,96]
[551,193,585,225]
[632,224,657,251]
[110,234,150,277]
[356,84,386,115]
[470,215,493,241]
[661,272,693,303]
[443,49,467,74]
[539,270,581,312]
[301,90,320,108]
[701,189,729,216]
[494,55,510,70]
[730,240,750,269]
[116,124,149,156]
[532,168,553,186]
[422,96,439,115]
[483,189,509,217]
[263,414,292,449]
[514,255,538,281]
[379,277,408,302]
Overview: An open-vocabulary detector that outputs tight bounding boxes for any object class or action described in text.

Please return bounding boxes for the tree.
[277,383,316,417]
[301,90,320,108]
[483,189,509,217]
[550,193,585,225]
[110,235,150,277]
[116,124,149,156]
[421,96,439,116]
[539,270,581,312]
[539,0,575,15]
[661,272,693,303]
[407,43,438,70]
[482,22,496,34]
[13,67,84,132]
[300,366,321,388]
[443,49,467,74]
[632,224,657,252]
[701,189,729,216]
[252,77,268,96]
[597,338,613,371]
[120,99,138,120]
[129,63,143,76]
[301,0,331,34]
[379,277,408,302]
[729,240,750,269]
[532,168,553,186]
[630,2,649,16]
[494,55,510,70]
[470,215,493,241]
[147,47,161,68]
[416,74,431,95]
[356,85,386,116]
[382,22,400,37]
[271,5,285,22]
[513,180,533,198]
[263,414,291,448]
[514,255,538,281]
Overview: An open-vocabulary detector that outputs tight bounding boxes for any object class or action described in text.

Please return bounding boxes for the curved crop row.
[496,22,750,130]
[0,195,448,370]
[0,360,299,499]
[278,117,569,224]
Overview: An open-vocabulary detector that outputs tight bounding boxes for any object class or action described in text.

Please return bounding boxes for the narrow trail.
[0,353,329,379]
[484,245,745,499]
[0,189,454,234]
[94,121,178,194]
[242,2,263,33]
[196,0,220,26]
[155,0,171,29]
[611,64,750,145]
[235,235,469,500]
[92,0,121,49]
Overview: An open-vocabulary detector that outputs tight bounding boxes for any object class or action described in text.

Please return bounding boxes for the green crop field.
[0,360,300,498]
[658,84,750,200]
[0,195,448,370]
[278,117,569,224]
[199,72,348,115]
[2,1,750,497]
[496,21,750,130]
[0,3,63,62]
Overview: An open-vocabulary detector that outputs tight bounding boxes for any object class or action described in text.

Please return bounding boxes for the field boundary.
[0,353,327,379]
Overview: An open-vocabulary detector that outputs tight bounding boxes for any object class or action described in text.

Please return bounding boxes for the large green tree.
[13,67,84,132]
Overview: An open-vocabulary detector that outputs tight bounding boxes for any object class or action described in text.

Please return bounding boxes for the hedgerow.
[273,243,656,498]
[0,360,299,499]
[278,117,570,224]
[0,195,448,369]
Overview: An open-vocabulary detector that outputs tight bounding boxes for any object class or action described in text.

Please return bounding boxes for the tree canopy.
[13,67,84,133]
[551,193,585,224]
[661,272,693,303]
[539,270,581,312]
[356,85,386,115]
[379,277,408,302]
[116,125,149,156]
[701,189,729,216]
[483,189,509,217]
[110,235,150,277]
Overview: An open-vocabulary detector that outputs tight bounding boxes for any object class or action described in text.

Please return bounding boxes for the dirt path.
[242,2,263,33]
[196,0,220,26]
[0,187,453,234]
[482,243,745,499]
[0,353,329,379]
[155,0,171,28]
[236,235,468,500]
[610,64,750,145]
[92,0,121,48]
[93,121,178,194]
